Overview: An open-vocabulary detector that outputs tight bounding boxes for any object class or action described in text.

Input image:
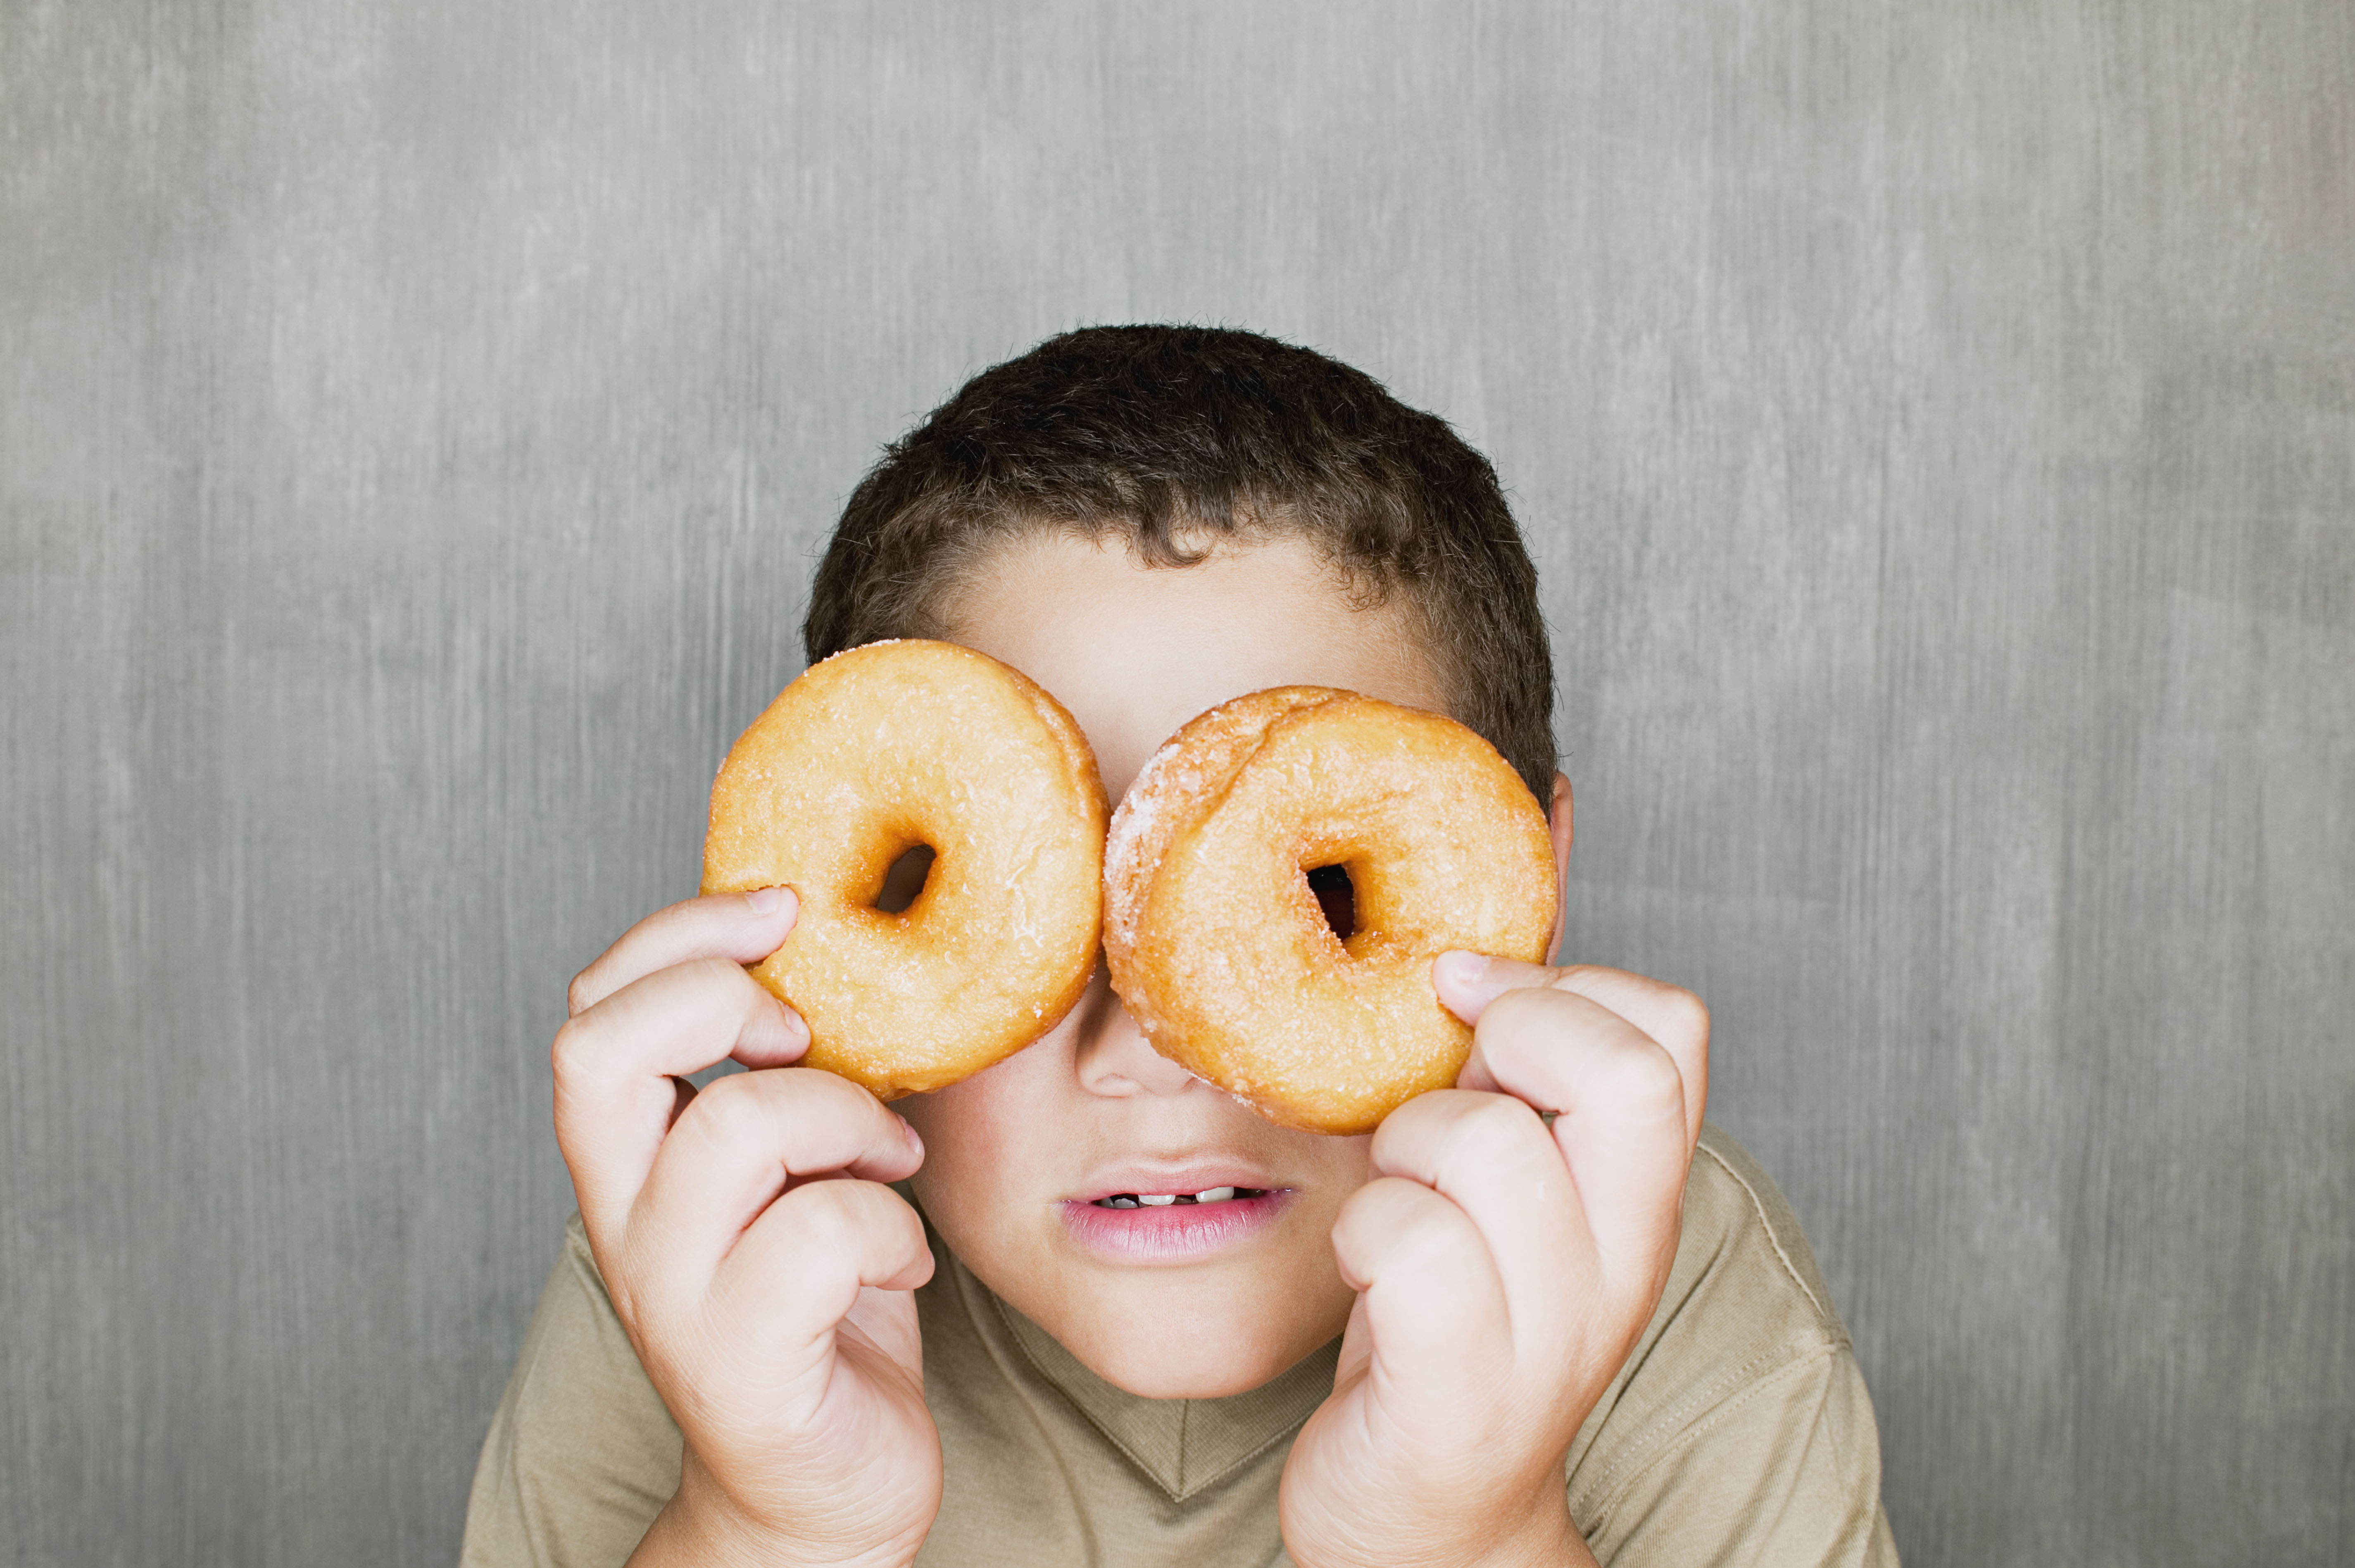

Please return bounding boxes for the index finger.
[567,887,800,1016]
[554,957,809,1249]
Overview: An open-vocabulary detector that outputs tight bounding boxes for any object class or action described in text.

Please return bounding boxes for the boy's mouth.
[1091,1186,1267,1209]
[1060,1175,1295,1262]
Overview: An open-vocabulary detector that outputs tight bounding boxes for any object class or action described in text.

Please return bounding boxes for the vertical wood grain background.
[4,3,2349,1563]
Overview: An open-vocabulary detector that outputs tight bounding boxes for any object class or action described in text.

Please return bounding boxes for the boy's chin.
[1058,1313,1333,1401]
[1007,1264,1351,1401]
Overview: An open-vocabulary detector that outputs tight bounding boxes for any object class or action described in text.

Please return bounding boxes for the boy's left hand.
[1278,954,1710,1568]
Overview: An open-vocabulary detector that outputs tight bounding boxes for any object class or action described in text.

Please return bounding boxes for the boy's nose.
[1070,966,1202,1099]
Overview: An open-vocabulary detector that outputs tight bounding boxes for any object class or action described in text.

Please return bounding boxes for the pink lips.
[1058,1185,1294,1263]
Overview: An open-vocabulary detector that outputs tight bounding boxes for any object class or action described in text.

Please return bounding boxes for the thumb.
[1430,951,1558,1024]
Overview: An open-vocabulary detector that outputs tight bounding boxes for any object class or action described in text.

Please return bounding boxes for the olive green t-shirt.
[461,1125,1899,1566]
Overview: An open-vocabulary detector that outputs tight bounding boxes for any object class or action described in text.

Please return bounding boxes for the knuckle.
[1417,1095,1549,1194]
[674,1070,761,1143]
[1445,1091,1543,1154]
[1466,1088,1541,1136]
[889,1188,928,1248]
[1344,1178,1429,1236]
[1601,1042,1686,1118]
[777,1177,867,1250]
[680,953,758,1002]
[1368,1090,1445,1156]
[1485,983,1575,1034]
[1656,985,1711,1047]
[1331,1183,1396,1254]
[1370,1092,1475,1171]
[1387,1193,1472,1267]
[549,1013,597,1081]
[791,1063,878,1123]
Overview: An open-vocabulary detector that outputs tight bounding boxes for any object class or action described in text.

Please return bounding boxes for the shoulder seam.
[1572,1328,1843,1506]
[1696,1137,1832,1326]
[1576,1340,1845,1536]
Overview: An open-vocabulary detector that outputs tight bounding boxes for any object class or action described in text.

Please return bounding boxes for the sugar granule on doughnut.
[703,639,1107,1097]
[1103,687,1558,1135]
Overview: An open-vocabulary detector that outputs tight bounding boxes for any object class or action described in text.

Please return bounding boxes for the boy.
[463,327,1898,1566]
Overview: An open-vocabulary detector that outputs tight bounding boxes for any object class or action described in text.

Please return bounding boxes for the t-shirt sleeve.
[459,1213,684,1568]
[1575,1335,1896,1566]
[1564,1129,1900,1568]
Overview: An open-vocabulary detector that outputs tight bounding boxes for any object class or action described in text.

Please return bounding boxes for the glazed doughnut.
[1103,687,1558,1135]
[703,639,1107,1098]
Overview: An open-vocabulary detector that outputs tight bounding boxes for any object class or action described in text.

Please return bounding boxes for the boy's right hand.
[552,889,941,1568]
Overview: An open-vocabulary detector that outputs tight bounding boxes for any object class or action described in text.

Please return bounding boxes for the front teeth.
[1096,1186,1251,1209]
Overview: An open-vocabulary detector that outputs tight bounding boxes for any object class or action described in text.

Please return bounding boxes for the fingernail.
[899,1116,924,1157]
[747,886,786,914]
[1434,950,1491,990]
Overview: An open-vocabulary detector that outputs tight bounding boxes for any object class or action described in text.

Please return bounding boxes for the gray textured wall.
[4,3,2350,1564]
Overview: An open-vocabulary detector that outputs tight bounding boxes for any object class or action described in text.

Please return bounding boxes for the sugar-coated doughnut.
[1104,687,1558,1135]
[703,640,1108,1097]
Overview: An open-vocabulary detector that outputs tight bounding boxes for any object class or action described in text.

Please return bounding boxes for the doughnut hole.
[873,844,937,915]
[1305,862,1355,942]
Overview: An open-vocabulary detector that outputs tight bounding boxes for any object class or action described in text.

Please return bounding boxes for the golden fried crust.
[1104,688,1557,1134]
[703,640,1108,1097]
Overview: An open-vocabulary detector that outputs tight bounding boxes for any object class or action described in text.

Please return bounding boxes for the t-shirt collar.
[961,1253,1342,1502]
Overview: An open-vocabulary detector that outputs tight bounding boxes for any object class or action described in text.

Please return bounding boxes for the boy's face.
[899,533,1545,1400]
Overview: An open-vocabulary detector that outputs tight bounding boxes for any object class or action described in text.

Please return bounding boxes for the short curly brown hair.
[803,325,1556,802]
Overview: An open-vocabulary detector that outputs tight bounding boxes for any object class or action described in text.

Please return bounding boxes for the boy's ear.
[1546,772,1574,964]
